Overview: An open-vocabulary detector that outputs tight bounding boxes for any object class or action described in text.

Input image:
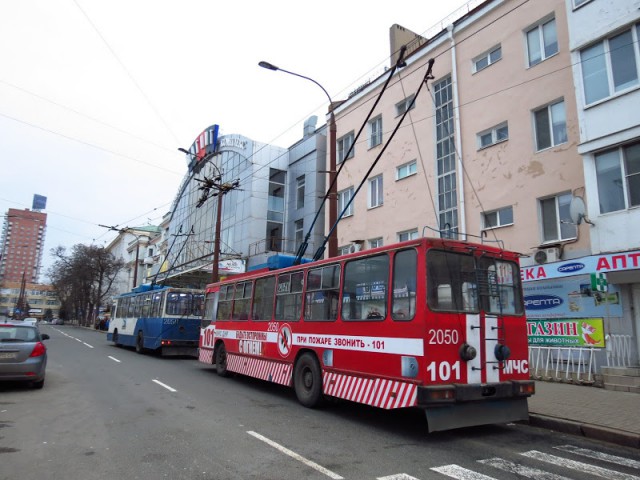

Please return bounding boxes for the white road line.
[74,338,82,342]
[247,431,343,480]
[478,457,571,479]
[378,474,420,480]
[431,465,497,479]
[83,342,94,348]
[554,445,640,469]
[152,379,177,392]
[521,450,640,480]
[108,356,121,363]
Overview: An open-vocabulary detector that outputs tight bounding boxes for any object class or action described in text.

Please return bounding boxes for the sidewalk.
[527,380,640,449]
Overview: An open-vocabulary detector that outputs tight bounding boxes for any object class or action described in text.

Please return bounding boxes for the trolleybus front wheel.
[294,353,323,408]
[136,332,145,354]
[215,343,229,377]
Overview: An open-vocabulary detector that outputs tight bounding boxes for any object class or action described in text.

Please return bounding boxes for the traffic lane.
[4,325,335,480]
[175,367,640,479]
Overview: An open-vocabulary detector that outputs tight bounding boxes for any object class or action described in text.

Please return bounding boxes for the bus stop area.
[527,379,640,449]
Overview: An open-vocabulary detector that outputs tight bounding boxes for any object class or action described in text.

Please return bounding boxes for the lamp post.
[258,61,338,259]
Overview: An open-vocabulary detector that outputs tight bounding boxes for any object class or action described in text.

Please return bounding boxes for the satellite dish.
[569,196,587,225]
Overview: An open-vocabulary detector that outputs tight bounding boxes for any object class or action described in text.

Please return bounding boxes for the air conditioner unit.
[349,243,362,254]
[534,247,560,264]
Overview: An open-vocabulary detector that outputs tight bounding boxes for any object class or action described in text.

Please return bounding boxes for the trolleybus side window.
[141,294,152,318]
[342,254,389,321]
[151,292,163,317]
[427,251,478,312]
[392,249,417,321]
[252,276,276,321]
[275,271,304,321]
[479,258,523,315]
[217,285,233,321]
[304,264,340,321]
[232,282,252,320]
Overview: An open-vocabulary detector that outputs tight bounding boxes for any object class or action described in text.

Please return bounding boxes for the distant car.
[0,323,49,388]
[21,317,39,327]
[51,318,63,325]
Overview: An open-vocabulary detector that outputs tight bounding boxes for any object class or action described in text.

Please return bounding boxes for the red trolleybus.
[199,237,534,432]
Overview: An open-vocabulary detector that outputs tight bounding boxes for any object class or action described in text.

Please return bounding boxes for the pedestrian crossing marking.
[478,457,572,479]
[520,450,640,480]
[554,445,640,469]
[431,465,497,479]
[377,475,420,480]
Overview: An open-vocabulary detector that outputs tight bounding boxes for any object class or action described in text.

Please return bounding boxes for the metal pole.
[132,240,140,288]
[212,192,223,283]
[328,112,337,258]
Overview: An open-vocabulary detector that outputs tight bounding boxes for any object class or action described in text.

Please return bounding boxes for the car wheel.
[293,353,323,408]
[215,343,229,377]
[135,332,145,354]
[33,378,45,389]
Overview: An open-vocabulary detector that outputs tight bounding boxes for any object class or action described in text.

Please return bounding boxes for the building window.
[294,219,304,248]
[396,161,417,180]
[369,237,383,249]
[534,100,567,151]
[477,122,508,149]
[338,131,355,162]
[595,141,640,213]
[580,26,639,105]
[398,229,419,242]
[338,187,354,217]
[338,245,351,256]
[540,192,576,242]
[482,206,514,229]
[395,95,415,116]
[368,175,383,208]
[296,175,305,209]
[473,45,502,73]
[434,76,458,239]
[526,17,558,67]
[369,116,383,148]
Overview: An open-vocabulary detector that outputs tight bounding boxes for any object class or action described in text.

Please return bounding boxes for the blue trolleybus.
[107,285,204,356]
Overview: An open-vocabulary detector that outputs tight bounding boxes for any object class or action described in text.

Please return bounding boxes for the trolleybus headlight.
[494,343,511,361]
[459,343,477,362]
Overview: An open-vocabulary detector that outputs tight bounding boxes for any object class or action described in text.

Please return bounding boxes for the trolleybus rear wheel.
[294,353,323,408]
[112,330,121,347]
[215,343,229,377]
[136,332,145,354]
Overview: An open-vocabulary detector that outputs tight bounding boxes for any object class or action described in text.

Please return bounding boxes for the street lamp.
[258,61,338,260]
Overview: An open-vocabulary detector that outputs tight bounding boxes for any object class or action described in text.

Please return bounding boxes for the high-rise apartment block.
[0,208,47,283]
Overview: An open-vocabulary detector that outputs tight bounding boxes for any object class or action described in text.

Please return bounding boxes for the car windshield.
[0,326,38,342]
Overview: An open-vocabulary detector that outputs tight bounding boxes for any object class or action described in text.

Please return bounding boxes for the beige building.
[331,0,588,265]
[0,281,61,320]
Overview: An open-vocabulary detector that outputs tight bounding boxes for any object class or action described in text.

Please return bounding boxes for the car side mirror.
[41,334,50,340]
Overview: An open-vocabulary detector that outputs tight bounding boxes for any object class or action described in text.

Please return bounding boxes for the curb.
[527,414,640,449]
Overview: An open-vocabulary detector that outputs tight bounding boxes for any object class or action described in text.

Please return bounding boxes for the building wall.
[0,208,47,283]
[0,281,61,319]
[331,0,588,264]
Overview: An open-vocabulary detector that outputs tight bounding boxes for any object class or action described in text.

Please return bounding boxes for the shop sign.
[527,318,605,348]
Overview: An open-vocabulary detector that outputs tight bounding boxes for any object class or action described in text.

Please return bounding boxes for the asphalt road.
[1,324,639,480]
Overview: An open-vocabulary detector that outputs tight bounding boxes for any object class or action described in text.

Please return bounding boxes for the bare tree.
[49,245,124,326]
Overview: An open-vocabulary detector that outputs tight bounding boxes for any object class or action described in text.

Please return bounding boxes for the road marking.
[378,475,420,480]
[75,338,83,342]
[83,342,94,348]
[247,431,343,479]
[521,450,640,480]
[152,379,177,392]
[554,445,640,469]
[431,465,496,479]
[478,457,571,479]
[108,356,121,363]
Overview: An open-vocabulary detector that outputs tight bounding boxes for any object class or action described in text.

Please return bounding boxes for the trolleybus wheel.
[215,343,229,377]
[294,353,323,408]
[136,332,145,354]
[112,330,120,347]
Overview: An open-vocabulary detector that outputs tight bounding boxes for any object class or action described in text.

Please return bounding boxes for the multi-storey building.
[0,281,61,320]
[0,208,47,283]
[565,0,640,366]
[329,0,638,368]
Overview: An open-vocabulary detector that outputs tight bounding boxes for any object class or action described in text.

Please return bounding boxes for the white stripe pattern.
[520,450,640,480]
[226,353,292,385]
[323,372,417,409]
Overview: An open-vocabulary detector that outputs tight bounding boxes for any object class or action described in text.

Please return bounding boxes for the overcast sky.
[0,0,470,279]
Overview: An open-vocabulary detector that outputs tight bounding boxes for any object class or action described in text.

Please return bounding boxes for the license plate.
[0,352,17,359]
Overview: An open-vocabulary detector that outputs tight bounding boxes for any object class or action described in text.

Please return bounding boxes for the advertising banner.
[523,274,622,319]
[527,318,605,348]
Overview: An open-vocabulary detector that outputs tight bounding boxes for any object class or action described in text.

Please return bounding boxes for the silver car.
[0,323,49,389]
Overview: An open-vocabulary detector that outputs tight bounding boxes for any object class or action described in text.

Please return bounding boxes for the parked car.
[21,317,38,327]
[51,318,63,325]
[0,323,49,389]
